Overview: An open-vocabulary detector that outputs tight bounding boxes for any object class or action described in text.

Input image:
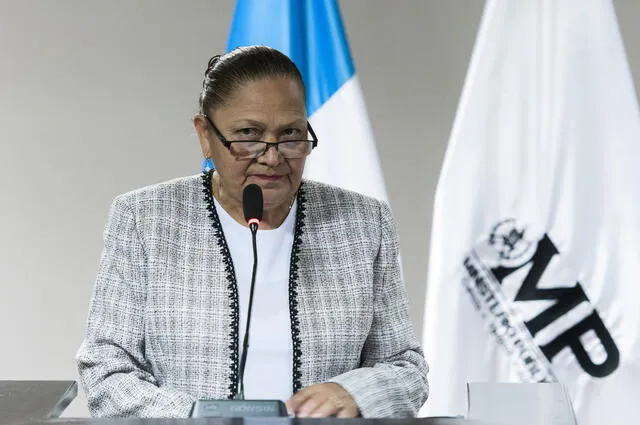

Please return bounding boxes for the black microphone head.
[243,184,263,223]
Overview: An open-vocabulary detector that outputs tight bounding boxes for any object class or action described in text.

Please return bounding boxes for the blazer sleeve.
[76,195,195,417]
[328,200,429,417]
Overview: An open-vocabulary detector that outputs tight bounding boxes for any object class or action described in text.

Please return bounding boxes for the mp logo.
[462,219,619,381]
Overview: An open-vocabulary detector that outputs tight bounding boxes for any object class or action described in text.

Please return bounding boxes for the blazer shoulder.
[112,174,203,207]
[301,179,386,210]
[300,179,393,227]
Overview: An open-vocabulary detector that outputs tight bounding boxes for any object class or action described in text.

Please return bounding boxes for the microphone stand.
[236,221,259,400]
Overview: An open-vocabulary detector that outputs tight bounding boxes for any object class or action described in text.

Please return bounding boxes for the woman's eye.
[282,128,302,137]
[236,128,260,139]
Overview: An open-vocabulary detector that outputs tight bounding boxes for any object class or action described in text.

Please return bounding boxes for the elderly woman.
[76,45,428,418]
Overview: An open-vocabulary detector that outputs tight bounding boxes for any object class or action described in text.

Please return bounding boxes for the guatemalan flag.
[227,0,388,201]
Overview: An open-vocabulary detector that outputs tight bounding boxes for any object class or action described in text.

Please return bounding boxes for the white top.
[213,197,296,401]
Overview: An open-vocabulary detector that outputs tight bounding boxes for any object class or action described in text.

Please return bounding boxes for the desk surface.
[22,419,490,425]
[0,380,78,425]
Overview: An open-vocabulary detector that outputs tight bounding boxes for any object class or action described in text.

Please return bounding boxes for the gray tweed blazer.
[76,173,428,418]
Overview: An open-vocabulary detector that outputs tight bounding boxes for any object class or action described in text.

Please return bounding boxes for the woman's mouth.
[253,174,283,182]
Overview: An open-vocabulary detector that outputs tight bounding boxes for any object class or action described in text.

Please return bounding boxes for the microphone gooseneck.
[237,184,263,400]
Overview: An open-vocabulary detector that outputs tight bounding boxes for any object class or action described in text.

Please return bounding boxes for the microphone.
[243,183,263,232]
[237,184,263,400]
[190,184,286,418]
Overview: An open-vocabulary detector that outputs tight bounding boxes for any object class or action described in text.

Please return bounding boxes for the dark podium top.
[23,419,488,425]
[0,380,77,425]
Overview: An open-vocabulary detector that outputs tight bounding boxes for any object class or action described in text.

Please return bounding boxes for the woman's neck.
[211,173,293,230]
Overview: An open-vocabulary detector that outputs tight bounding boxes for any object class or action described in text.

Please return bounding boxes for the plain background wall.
[1,0,639,417]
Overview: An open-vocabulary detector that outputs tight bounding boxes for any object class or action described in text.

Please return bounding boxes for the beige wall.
[1,0,639,417]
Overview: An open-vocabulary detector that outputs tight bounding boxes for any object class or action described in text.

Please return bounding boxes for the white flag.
[421,1,640,424]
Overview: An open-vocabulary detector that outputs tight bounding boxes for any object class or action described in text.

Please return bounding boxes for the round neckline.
[212,195,298,233]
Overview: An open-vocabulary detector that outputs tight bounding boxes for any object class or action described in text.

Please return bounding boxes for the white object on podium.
[466,383,578,425]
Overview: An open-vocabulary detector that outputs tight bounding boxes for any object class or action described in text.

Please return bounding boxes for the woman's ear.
[194,114,211,158]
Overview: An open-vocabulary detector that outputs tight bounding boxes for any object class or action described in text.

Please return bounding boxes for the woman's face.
[196,76,308,212]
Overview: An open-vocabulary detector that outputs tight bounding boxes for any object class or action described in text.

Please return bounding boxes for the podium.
[3,380,578,425]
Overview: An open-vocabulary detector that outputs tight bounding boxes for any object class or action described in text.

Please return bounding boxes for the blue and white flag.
[227,0,387,201]
[421,0,640,424]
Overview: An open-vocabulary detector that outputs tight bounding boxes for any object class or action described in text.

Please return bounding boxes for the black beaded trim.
[288,183,307,394]
[201,170,240,399]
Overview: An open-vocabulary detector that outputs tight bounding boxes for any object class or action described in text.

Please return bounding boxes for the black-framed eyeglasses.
[203,115,318,160]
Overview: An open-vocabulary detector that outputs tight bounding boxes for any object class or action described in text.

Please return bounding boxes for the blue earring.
[202,158,215,173]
